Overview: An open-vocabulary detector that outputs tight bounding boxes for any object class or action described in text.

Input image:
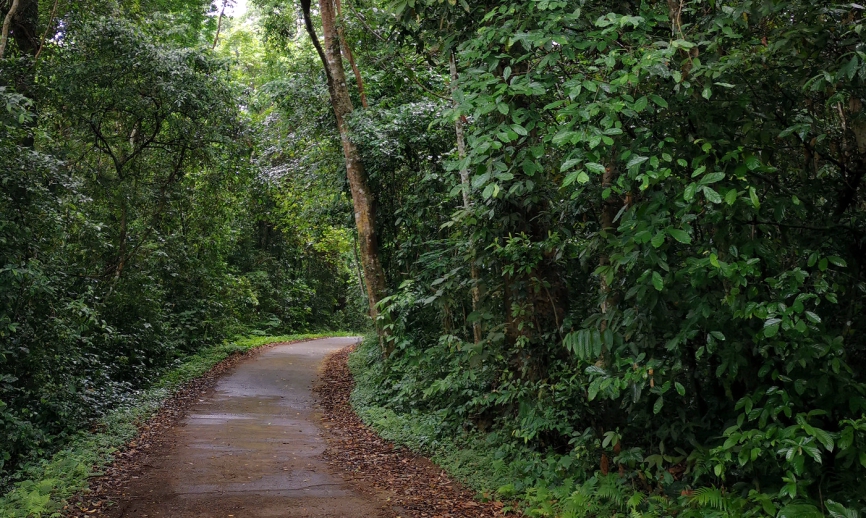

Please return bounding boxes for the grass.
[0,332,355,518]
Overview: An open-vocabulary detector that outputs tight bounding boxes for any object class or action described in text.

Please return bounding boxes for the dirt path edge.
[315,345,513,518]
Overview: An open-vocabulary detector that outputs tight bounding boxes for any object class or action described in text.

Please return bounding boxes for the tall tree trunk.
[32,0,58,61]
[598,164,619,365]
[335,0,367,108]
[301,0,389,351]
[212,0,228,50]
[450,51,481,343]
[0,0,20,59]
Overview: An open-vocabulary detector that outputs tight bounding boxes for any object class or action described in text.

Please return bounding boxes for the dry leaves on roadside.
[315,346,516,518]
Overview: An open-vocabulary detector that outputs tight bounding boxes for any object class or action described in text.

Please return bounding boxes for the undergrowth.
[0,332,351,518]
[349,336,864,518]
[349,335,546,511]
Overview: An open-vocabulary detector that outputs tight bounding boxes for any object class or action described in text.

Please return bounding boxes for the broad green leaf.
[826,500,859,518]
[749,186,760,208]
[684,183,697,201]
[827,256,847,267]
[585,162,606,174]
[649,94,668,108]
[703,186,722,204]
[626,155,649,169]
[560,158,580,172]
[700,172,725,185]
[764,318,781,338]
[652,271,663,291]
[667,228,692,244]
[564,171,590,186]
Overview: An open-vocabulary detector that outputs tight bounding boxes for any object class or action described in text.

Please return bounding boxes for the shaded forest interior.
[2,0,866,516]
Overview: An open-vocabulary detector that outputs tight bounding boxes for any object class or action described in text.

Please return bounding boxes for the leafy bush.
[341,1,866,514]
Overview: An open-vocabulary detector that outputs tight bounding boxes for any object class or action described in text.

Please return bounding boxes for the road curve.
[109,337,391,518]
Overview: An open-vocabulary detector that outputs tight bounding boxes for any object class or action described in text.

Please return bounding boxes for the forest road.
[108,337,392,518]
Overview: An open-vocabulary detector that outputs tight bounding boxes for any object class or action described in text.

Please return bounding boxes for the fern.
[627,491,645,509]
[596,474,627,506]
[560,478,603,518]
[690,487,727,511]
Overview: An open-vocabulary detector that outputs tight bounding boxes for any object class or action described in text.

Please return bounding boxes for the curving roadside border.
[315,345,515,518]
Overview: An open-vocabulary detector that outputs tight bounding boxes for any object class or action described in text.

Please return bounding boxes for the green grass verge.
[0,332,355,518]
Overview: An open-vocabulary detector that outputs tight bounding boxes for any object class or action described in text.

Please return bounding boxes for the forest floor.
[64,337,509,518]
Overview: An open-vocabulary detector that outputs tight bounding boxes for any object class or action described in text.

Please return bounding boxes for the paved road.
[111,337,389,517]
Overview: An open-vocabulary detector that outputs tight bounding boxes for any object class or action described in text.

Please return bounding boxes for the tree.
[300,0,388,347]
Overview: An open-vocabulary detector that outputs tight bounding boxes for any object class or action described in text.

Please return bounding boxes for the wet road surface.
[110,337,390,518]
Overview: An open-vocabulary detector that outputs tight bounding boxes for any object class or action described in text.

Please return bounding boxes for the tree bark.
[212,0,228,50]
[598,164,619,365]
[335,0,367,108]
[32,0,58,61]
[2,0,38,148]
[301,0,389,350]
[0,0,20,59]
[450,51,481,343]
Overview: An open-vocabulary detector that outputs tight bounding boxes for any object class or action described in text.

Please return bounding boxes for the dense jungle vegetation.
[0,0,366,491]
[3,0,866,516]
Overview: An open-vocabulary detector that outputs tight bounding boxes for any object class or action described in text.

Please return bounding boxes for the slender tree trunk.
[335,0,367,108]
[2,0,38,148]
[450,51,481,343]
[32,0,58,61]
[450,53,471,209]
[5,0,38,56]
[212,0,228,50]
[301,0,389,351]
[115,200,128,281]
[352,235,368,308]
[0,0,20,59]
[598,164,619,365]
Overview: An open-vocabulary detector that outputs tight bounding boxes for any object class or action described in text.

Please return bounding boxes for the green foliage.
[342,0,866,515]
[7,0,866,515]
[1,7,367,490]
